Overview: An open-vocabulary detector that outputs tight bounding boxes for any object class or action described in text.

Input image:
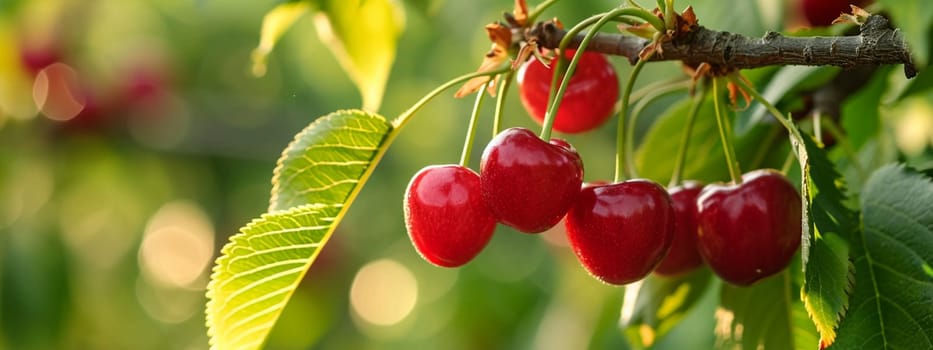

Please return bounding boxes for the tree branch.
[527,14,917,78]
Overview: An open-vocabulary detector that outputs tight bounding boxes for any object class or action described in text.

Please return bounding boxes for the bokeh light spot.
[350,259,418,327]
[138,200,215,289]
[32,62,86,121]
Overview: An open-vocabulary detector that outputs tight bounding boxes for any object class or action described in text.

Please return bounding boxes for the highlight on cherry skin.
[518,49,619,134]
[404,164,496,267]
[480,127,584,233]
[654,181,705,276]
[565,180,675,285]
[695,169,802,286]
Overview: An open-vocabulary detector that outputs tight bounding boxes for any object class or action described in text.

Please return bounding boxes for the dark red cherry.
[800,0,871,26]
[696,169,802,286]
[404,165,496,267]
[518,49,619,134]
[565,180,675,285]
[655,181,705,276]
[480,127,583,233]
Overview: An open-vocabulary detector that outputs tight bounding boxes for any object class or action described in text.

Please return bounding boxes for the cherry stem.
[728,75,805,156]
[669,80,708,188]
[712,78,742,184]
[617,51,655,181]
[460,81,491,167]
[812,111,823,144]
[527,0,562,24]
[630,78,690,102]
[493,70,516,136]
[664,0,676,32]
[392,67,510,130]
[540,6,665,141]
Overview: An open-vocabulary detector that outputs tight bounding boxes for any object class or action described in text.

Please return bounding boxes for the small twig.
[527,14,917,78]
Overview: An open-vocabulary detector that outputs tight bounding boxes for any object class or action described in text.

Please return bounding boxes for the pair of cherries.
[404,126,801,286]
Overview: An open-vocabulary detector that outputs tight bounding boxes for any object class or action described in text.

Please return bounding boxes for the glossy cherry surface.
[480,127,583,233]
[696,169,802,286]
[654,181,704,276]
[518,49,618,134]
[565,180,674,285]
[404,165,496,267]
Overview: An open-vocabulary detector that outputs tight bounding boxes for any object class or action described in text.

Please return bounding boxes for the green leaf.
[802,233,853,345]
[315,0,405,111]
[623,268,713,348]
[270,109,393,211]
[251,1,313,77]
[830,164,933,349]
[716,272,799,350]
[877,0,932,68]
[206,204,338,350]
[636,97,772,184]
[207,110,395,350]
[794,125,859,346]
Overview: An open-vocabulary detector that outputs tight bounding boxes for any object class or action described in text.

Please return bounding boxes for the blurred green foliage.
[1,0,931,349]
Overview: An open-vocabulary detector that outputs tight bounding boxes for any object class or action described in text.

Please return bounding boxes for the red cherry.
[404,165,496,267]
[654,181,705,276]
[696,170,802,286]
[518,49,619,134]
[18,42,61,76]
[480,127,583,233]
[800,0,871,26]
[565,180,675,285]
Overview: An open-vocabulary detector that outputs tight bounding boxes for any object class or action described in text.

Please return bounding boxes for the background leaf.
[737,66,838,135]
[830,164,933,349]
[623,269,713,348]
[207,110,396,350]
[315,0,405,111]
[251,1,312,77]
[636,96,778,185]
[716,272,797,350]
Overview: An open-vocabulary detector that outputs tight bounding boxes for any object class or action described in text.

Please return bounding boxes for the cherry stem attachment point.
[460,81,491,167]
[669,80,708,188]
[712,78,742,184]
[541,6,665,141]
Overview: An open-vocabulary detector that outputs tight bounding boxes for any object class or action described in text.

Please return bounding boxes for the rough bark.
[527,14,917,78]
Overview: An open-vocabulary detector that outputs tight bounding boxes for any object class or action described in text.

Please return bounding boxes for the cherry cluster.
[404,51,802,287]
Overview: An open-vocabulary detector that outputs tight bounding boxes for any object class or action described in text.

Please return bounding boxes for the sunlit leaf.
[251,1,312,77]
[623,268,713,348]
[270,109,393,211]
[207,110,395,350]
[830,164,933,349]
[315,0,405,111]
